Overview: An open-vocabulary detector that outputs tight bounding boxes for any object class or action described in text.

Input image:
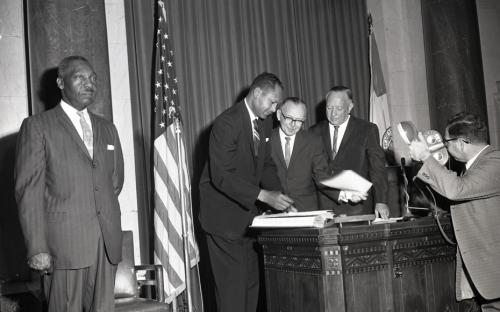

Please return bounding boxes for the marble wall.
[0,0,28,137]
[477,0,500,148]
[104,0,140,264]
[367,0,430,164]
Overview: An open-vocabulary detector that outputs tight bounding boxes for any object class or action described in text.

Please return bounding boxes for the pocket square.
[107,144,115,150]
[265,137,270,142]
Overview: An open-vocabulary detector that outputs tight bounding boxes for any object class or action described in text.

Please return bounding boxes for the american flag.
[153,0,200,306]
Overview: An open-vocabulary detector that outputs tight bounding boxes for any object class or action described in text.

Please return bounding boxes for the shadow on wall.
[37,67,61,112]
[0,132,30,284]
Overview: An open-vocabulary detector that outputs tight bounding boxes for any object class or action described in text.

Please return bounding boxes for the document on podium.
[251,210,334,228]
[319,170,372,193]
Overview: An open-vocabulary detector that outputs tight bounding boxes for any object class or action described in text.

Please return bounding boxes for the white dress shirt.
[279,128,296,159]
[329,115,350,152]
[244,98,258,125]
[60,100,93,141]
[465,145,489,170]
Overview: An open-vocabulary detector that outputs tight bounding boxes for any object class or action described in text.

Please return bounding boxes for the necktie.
[332,125,339,159]
[284,136,291,168]
[252,119,260,156]
[77,111,93,158]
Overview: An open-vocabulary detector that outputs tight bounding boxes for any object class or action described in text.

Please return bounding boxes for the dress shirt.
[465,145,489,170]
[329,115,350,152]
[279,129,296,159]
[244,98,258,125]
[60,100,93,141]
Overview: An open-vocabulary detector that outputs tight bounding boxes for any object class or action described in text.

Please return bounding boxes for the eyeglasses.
[280,111,305,126]
[443,137,470,146]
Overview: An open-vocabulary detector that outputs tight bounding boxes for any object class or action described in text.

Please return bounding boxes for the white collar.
[466,145,489,170]
[60,100,89,116]
[244,98,258,122]
[330,115,350,130]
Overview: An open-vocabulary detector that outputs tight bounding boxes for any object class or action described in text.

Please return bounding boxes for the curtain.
[126,0,369,309]
[164,0,369,205]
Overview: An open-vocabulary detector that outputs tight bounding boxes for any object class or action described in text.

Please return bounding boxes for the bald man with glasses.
[270,97,366,211]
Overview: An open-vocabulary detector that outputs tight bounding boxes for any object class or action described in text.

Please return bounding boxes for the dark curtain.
[125,0,369,309]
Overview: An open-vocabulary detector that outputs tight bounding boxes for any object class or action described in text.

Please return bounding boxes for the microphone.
[400,157,413,218]
[396,121,449,165]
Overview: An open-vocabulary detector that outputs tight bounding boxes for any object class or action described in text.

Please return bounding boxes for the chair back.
[114,231,138,298]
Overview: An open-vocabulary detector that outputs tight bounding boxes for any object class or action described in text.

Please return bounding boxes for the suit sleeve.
[418,153,500,201]
[14,118,49,259]
[311,136,340,200]
[367,123,388,204]
[111,124,124,195]
[259,123,282,191]
[209,115,261,210]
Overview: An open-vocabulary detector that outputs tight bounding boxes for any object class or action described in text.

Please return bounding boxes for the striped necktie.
[77,111,93,158]
[285,136,291,167]
[332,125,339,159]
[252,119,260,156]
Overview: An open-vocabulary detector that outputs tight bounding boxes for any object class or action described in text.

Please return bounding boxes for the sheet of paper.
[261,210,333,218]
[251,210,334,228]
[372,217,403,224]
[319,169,372,193]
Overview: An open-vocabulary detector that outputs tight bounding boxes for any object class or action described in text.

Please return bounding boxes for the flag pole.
[174,116,193,311]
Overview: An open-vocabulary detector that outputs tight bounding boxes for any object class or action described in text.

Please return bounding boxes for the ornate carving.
[264,254,322,275]
[339,230,387,243]
[341,243,389,274]
[393,238,455,267]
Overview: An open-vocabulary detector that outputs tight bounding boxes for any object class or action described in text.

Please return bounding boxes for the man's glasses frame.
[280,111,305,126]
[443,137,470,146]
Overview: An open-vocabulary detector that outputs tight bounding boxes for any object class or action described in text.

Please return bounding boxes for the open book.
[250,210,334,228]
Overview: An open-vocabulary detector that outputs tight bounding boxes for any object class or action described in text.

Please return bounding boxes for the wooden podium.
[257,216,471,312]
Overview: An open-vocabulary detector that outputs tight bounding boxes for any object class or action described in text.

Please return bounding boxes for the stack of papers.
[251,210,334,228]
[372,217,404,224]
[320,170,372,193]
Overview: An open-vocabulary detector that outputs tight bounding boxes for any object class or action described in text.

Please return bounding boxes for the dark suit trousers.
[206,233,260,312]
[44,235,117,312]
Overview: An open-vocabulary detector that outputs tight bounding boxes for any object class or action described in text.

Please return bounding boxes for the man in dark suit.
[270,97,366,211]
[409,112,500,311]
[310,86,389,218]
[199,72,294,312]
[15,56,124,312]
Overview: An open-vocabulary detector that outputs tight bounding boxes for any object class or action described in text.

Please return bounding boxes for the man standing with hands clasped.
[199,72,294,312]
[15,56,124,312]
[408,112,500,311]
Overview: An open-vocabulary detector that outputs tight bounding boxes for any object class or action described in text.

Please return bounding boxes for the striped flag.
[369,25,392,143]
[153,1,202,310]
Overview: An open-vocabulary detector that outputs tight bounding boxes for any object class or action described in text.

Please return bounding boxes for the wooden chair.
[114,231,168,312]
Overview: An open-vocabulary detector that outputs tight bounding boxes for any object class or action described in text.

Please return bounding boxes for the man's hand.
[409,132,432,161]
[258,190,294,211]
[346,191,367,203]
[339,191,367,203]
[375,203,390,219]
[28,253,52,273]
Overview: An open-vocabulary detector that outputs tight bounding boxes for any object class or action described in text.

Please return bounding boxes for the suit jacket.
[309,116,388,215]
[270,129,339,211]
[14,104,124,269]
[199,101,281,238]
[417,146,500,300]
